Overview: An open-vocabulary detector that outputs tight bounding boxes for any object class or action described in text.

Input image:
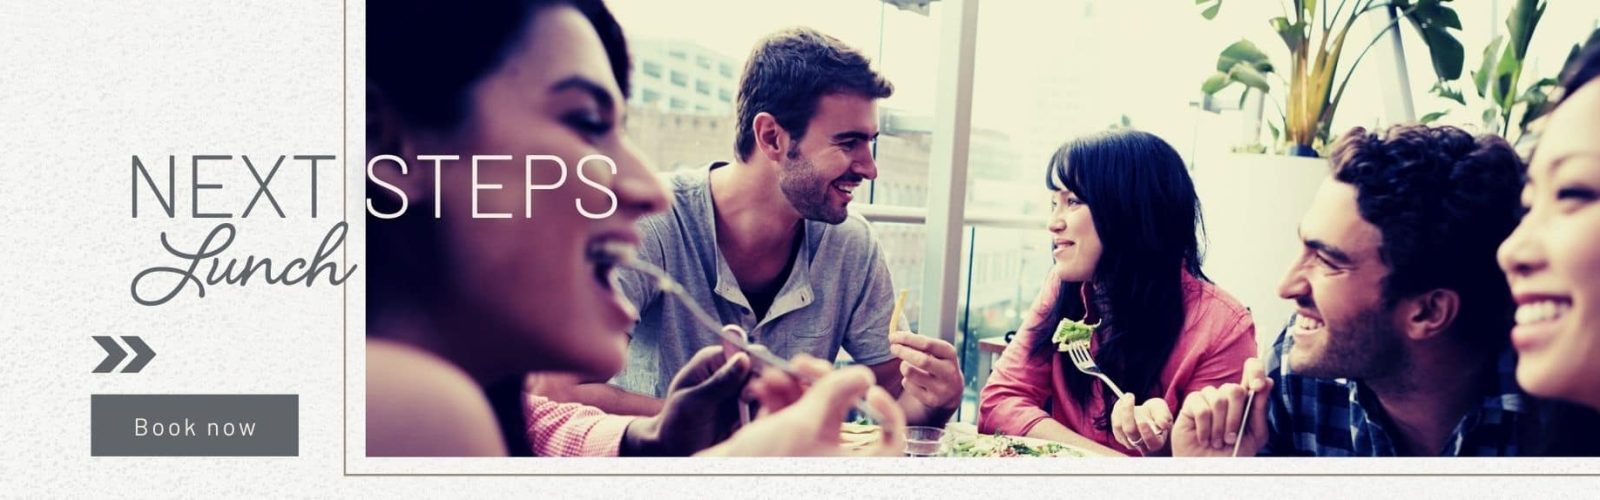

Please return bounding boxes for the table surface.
[978,336,1007,354]
[841,422,1111,457]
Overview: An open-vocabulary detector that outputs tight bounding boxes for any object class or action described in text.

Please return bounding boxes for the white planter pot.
[1190,153,1328,354]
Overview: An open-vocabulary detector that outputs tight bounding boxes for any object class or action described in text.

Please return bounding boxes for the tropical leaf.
[1519,77,1560,102]
[1473,36,1504,99]
[1202,72,1231,94]
[1420,110,1450,123]
[1517,77,1560,133]
[1216,39,1273,73]
[1197,0,1222,20]
[1270,16,1305,53]
[1397,0,1466,80]
[1493,45,1520,109]
[1229,63,1272,92]
[1505,0,1546,61]
[1431,82,1465,105]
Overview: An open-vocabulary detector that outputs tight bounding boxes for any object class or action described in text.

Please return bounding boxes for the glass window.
[608,0,1600,425]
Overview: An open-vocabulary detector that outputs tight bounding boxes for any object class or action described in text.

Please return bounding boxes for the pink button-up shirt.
[523,394,637,457]
[979,272,1256,455]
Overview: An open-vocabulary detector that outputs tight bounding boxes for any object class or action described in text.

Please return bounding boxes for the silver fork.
[596,242,888,424]
[1232,389,1255,457]
[1067,340,1156,452]
[1064,340,1124,396]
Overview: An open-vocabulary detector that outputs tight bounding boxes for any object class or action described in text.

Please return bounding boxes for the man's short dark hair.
[1328,124,1524,350]
[733,27,893,162]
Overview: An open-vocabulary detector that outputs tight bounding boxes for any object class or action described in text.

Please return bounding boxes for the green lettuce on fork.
[1051,317,1097,352]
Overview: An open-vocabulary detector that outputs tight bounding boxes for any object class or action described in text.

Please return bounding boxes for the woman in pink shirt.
[979,130,1257,456]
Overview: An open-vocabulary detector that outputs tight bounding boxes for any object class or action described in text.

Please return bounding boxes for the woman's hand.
[1110,394,1173,455]
[1171,358,1273,457]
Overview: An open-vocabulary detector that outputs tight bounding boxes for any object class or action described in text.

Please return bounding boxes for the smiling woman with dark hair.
[1498,36,1600,456]
[363,0,906,458]
[1501,34,1600,413]
[979,130,1257,456]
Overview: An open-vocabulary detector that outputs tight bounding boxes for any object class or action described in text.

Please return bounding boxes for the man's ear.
[1399,288,1460,341]
[751,112,789,163]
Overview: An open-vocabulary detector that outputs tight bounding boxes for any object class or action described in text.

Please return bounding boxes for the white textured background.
[0,0,1595,497]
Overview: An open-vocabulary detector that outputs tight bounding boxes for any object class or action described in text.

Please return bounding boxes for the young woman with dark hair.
[1499,36,1600,456]
[364,0,904,457]
[979,130,1257,456]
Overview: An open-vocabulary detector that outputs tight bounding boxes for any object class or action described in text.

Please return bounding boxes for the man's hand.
[700,359,907,457]
[888,332,963,418]
[1111,394,1174,455]
[1171,358,1273,457]
[622,346,752,456]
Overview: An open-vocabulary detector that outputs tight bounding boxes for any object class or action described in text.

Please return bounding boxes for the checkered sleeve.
[1258,323,1297,457]
[524,394,638,457]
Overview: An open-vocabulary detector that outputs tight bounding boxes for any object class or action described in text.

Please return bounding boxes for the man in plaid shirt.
[1171,124,1534,457]
[1249,320,1527,456]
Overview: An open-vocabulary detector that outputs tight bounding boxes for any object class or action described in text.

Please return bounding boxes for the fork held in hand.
[605,245,888,424]
[1232,389,1255,457]
[1064,340,1124,396]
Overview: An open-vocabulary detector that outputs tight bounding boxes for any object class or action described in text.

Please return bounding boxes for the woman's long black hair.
[365,0,631,318]
[1031,129,1208,432]
[365,0,633,457]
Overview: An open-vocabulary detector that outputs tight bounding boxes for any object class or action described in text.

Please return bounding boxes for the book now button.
[90,394,298,456]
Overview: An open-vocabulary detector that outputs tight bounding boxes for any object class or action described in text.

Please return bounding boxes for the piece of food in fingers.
[889,288,908,333]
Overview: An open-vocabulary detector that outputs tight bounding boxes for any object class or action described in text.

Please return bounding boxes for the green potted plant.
[1422,0,1598,149]
[1197,0,1467,157]
[1189,0,1467,333]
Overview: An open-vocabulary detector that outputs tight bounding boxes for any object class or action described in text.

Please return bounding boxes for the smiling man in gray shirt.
[551,28,963,427]
[612,163,898,393]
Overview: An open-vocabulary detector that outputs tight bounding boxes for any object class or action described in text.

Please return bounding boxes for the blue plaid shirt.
[1259,322,1528,456]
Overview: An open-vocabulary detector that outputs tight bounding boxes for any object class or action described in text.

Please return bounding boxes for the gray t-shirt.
[609,163,897,397]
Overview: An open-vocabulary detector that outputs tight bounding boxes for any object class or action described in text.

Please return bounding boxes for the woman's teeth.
[1515,300,1571,325]
[1295,315,1325,332]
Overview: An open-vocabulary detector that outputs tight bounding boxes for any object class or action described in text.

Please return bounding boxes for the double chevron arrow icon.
[93,336,156,373]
